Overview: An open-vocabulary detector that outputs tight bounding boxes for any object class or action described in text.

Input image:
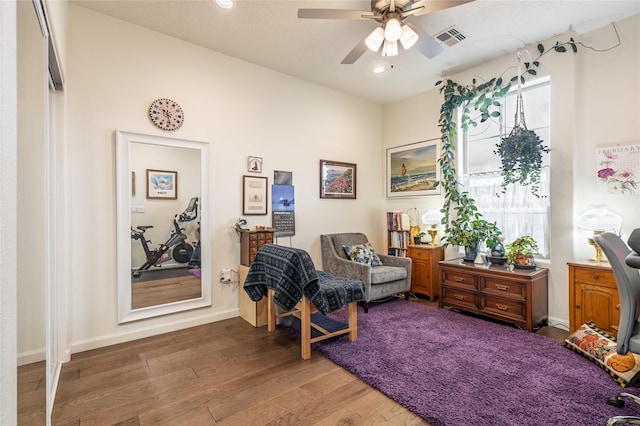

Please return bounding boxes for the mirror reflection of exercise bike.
[130,197,199,278]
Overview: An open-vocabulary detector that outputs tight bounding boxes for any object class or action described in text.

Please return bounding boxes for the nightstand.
[408,245,444,302]
[568,261,619,336]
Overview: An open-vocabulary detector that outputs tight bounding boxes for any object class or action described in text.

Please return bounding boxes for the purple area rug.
[297,299,640,426]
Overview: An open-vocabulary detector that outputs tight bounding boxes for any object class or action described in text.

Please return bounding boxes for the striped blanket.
[243,244,365,315]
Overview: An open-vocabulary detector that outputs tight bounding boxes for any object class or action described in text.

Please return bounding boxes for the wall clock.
[148,98,184,131]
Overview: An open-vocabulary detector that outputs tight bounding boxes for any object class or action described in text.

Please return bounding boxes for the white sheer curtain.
[460,170,550,257]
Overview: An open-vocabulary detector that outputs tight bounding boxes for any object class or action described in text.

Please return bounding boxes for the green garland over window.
[434,40,577,248]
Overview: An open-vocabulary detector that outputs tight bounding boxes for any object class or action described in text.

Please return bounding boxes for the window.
[460,78,551,257]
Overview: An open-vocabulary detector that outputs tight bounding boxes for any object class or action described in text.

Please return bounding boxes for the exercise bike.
[130,197,198,278]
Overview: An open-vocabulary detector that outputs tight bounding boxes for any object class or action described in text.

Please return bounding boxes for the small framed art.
[146,169,177,200]
[319,159,357,199]
[248,156,263,173]
[243,175,268,215]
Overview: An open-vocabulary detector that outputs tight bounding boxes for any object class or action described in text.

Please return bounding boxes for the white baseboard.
[547,315,569,331]
[71,309,239,355]
[17,348,45,366]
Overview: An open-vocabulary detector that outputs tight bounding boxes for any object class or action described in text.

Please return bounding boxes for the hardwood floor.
[19,298,569,425]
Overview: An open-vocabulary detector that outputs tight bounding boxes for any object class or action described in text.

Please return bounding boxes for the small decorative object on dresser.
[567,261,619,336]
[505,235,538,269]
[439,259,548,331]
[409,245,444,302]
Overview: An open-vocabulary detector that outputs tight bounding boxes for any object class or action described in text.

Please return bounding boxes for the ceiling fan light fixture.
[384,18,402,42]
[399,24,419,49]
[382,40,398,57]
[365,27,385,52]
[215,0,234,9]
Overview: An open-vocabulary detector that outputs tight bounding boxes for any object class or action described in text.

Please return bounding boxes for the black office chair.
[593,230,640,426]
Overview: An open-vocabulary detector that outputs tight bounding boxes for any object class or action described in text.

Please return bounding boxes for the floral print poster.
[596,143,639,195]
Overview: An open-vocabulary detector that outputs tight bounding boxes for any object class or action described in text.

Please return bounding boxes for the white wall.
[0,0,18,423]
[383,14,640,329]
[53,4,383,355]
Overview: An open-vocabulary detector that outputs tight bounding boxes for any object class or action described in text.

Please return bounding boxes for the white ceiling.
[70,0,640,104]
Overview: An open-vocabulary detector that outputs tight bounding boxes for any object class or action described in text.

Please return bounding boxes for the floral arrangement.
[597,152,638,195]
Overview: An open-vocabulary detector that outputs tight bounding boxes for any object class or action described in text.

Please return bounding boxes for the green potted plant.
[443,203,501,261]
[505,235,539,268]
[414,232,426,245]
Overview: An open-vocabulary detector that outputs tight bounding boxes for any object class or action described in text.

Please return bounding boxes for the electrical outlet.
[220,268,231,283]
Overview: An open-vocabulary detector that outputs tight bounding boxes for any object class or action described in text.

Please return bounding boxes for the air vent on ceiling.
[435,26,467,47]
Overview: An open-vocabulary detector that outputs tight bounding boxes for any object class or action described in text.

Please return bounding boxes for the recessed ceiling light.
[373,65,386,74]
[216,0,234,9]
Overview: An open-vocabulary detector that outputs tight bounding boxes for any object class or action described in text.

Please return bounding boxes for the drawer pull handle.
[495,284,509,291]
[454,277,464,282]
[616,304,621,311]
[496,304,509,311]
[593,274,599,280]
[454,295,465,301]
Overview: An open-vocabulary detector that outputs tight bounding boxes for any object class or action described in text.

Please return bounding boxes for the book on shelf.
[387,211,411,231]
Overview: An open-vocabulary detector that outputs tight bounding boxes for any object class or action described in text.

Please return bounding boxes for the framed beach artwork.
[319,160,357,199]
[387,139,440,197]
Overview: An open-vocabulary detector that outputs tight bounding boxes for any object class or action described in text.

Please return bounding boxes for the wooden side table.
[568,260,619,336]
[408,245,444,302]
[238,265,267,327]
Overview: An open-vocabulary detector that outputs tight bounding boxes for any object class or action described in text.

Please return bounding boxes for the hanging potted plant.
[494,53,550,198]
[505,235,539,268]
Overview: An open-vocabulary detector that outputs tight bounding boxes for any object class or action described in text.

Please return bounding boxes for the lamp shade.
[577,204,622,232]
[382,40,398,57]
[365,27,385,52]
[384,18,402,42]
[422,209,443,226]
[399,24,419,49]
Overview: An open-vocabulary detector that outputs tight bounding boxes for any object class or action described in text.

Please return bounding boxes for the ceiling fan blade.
[297,9,374,20]
[406,22,444,58]
[341,39,369,64]
[409,0,475,17]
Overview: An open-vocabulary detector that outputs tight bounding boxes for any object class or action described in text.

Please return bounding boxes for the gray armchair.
[321,233,411,312]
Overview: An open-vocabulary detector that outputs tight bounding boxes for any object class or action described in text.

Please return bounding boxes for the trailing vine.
[434,39,578,248]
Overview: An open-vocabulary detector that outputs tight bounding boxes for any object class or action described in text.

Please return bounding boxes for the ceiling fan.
[297,0,474,64]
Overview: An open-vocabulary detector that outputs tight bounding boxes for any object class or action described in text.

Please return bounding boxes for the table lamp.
[576,204,622,262]
[422,209,443,246]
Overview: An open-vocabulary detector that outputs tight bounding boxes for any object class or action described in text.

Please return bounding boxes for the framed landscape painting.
[319,160,357,199]
[387,139,441,197]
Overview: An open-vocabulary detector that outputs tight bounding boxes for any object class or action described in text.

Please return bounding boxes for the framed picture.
[386,139,441,197]
[146,169,177,199]
[243,175,268,215]
[247,156,263,173]
[319,159,357,199]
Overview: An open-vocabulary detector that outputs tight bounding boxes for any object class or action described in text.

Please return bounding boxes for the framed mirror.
[116,131,211,323]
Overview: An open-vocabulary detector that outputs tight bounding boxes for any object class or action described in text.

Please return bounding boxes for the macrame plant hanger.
[509,50,529,139]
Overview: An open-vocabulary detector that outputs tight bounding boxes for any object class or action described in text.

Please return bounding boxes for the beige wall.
[382,14,640,329]
[59,4,383,354]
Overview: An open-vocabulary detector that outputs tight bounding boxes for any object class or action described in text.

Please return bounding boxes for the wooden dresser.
[568,261,619,336]
[408,245,444,302]
[439,259,548,331]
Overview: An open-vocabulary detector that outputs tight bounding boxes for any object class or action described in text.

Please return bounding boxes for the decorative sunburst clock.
[148,98,184,131]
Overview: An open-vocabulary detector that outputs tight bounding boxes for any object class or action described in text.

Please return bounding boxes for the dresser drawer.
[482,277,526,301]
[574,268,615,285]
[442,269,477,291]
[441,286,478,310]
[409,247,432,260]
[480,295,526,323]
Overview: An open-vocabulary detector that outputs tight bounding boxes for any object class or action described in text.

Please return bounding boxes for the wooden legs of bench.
[267,289,358,360]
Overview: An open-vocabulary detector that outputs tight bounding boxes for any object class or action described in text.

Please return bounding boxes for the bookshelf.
[387,211,411,257]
